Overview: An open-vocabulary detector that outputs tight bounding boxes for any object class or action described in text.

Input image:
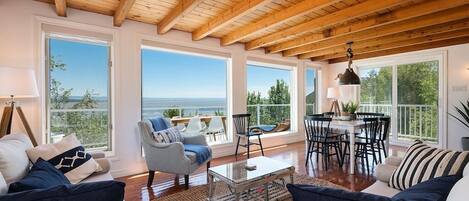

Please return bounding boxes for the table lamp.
[0,67,39,146]
[327,87,341,116]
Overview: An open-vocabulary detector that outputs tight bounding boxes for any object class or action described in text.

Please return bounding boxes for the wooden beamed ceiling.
[39,0,469,63]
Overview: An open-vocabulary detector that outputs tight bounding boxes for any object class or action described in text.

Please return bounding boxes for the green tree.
[163,107,183,118]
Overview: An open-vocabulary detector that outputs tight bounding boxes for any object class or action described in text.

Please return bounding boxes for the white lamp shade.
[326,87,340,99]
[0,67,39,98]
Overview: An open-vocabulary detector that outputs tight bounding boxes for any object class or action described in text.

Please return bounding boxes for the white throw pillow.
[447,175,468,201]
[26,134,101,184]
[0,172,7,195]
[0,134,33,184]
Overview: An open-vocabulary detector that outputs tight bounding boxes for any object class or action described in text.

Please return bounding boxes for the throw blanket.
[149,117,169,132]
[184,144,210,165]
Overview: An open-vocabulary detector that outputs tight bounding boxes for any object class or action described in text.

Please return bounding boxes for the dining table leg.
[349,128,356,174]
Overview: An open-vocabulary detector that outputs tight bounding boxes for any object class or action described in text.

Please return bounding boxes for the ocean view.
[142,97,227,118]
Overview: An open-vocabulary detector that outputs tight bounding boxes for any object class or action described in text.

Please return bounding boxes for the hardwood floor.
[117,141,405,201]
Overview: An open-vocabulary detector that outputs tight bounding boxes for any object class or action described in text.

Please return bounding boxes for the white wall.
[0,0,327,177]
[326,43,469,150]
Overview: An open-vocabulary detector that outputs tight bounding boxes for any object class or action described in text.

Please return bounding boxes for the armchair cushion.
[8,158,70,193]
[0,180,125,201]
[152,127,184,143]
[184,144,211,165]
[287,184,391,201]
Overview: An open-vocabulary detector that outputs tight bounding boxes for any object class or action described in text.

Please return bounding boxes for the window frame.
[245,60,298,136]
[39,18,117,155]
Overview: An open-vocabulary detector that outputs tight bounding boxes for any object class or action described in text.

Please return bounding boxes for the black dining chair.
[232,114,264,159]
[304,116,343,170]
[375,116,391,163]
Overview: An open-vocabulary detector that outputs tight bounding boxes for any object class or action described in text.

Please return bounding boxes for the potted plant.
[449,100,469,151]
[340,101,359,120]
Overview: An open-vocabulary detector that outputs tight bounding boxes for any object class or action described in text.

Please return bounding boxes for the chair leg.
[207,161,211,170]
[305,140,313,166]
[381,141,388,158]
[258,135,265,156]
[333,143,342,167]
[247,136,250,159]
[235,136,241,158]
[147,170,155,187]
[184,175,189,189]
[376,142,383,164]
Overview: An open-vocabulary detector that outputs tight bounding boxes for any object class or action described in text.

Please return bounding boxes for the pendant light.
[339,42,360,85]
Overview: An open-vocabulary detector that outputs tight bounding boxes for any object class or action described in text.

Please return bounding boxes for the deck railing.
[360,104,438,142]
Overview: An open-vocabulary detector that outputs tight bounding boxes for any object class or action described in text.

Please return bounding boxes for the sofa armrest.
[385,156,403,166]
[375,164,397,183]
[90,151,106,159]
[142,142,192,174]
[183,135,208,146]
[95,158,111,174]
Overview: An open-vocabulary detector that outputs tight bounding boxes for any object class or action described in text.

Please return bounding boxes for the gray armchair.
[138,120,212,189]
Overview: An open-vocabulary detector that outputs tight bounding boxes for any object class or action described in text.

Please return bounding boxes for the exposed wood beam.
[158,0,203,34]
[284,5,469,59]
[113,0,136,27]
[328,36,469,63]
[299,19,469,59]
[244,0,407,50]
[275,0,469,55]
[54,0,67,17]
[312,28,469,61]
[220,0,342,46]
[192,0,270,41]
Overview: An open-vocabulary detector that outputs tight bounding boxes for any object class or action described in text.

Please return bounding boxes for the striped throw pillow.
[152,127,183,143]
[389,141,469,190]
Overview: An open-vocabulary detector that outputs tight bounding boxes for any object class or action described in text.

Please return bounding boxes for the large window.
[141,46,230,144]
[46,35,112,151]
[359,58,441,145]
[247,62,293,134]
[305,68,318,115]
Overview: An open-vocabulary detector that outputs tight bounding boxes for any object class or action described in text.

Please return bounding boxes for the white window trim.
[355,50,448,148]
[35,16,118,157]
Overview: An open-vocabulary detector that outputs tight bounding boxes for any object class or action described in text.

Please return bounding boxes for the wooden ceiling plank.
[157,0,203,34]
[244,0,408,50]
[114,0,137,27]
[220,0,343,46]
[328,36,469,63]
[286,5,469,59]
[299,19,469,59]
[272,0,469,55]
[54,0,67,17]
[312,27,469,61]
[192,0,270,41]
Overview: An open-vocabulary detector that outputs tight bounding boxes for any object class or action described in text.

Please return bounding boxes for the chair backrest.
[186,116,202,132]
[233,114,251,135]
[378,116,391,141]
[356,112,384,118]
[362,117,380,143]
[322,112,335,118]
[304,116,332,142]
[307,114,325,118]
[207,116,224,132]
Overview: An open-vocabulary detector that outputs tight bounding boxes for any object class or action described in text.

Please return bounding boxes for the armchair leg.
[184,175,189,189]
[207,161,211,171]
[147,170,155,187]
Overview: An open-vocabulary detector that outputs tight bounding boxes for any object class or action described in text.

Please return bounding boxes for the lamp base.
[0,103,38,146]
[330,100,341,116]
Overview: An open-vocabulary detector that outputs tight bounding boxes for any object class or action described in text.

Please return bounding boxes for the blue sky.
[247,64,291,98]
[305,68,316,95]
[50,38,109,97]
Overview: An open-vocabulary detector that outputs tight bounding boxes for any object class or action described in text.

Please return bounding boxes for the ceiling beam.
[299,19,469,59]
[244,0,407,50]
[192,0,270,41]
[54,0,67,17]
[328,36,469,63]
[312,28,469,61]
[272,0,469,55]
[284,5,469,59]
[113,0,136,27]
[158,0,203,34]
[220,0,342,46]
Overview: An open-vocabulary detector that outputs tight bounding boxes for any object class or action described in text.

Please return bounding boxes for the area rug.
[157,173,347,201]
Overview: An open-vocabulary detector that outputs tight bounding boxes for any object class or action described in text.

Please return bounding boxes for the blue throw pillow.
[149,117,170,131]
[392,175,461,201]
[0,180,125,201]
[287,184,392,201]
[8,158,70,193]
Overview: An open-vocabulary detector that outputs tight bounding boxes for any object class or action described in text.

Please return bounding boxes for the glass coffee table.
[207,156,295,201]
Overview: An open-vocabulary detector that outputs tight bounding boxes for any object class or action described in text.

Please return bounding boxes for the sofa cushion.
[287,184,392,201]
[0,134,33,184]
[447,173,469,201]
[8,158,70,193]
[362,181,401,198]
[392,175,460,201]
[0,172,7,195]
[376,164,397,183]
[26,134,101,184]
[389,141,469,190]
[0,180,125,201]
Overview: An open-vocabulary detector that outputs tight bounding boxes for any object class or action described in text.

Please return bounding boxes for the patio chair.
[205,116,225,141]
[233,114,265,159]
[183,116,206,135]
